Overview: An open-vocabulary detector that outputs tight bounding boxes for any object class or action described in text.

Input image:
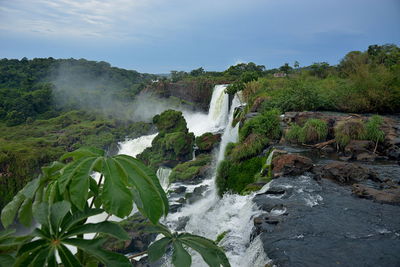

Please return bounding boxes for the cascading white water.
[104,85,267,266]
[163,89,268,267]
[156,167,172,191]
[184,84,230,136]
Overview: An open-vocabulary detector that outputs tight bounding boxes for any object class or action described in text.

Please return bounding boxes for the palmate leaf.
[14,202,131,267]
[100,158,133,218]
[1,193,25,228]
[58,156,100,210]
[146,223,231,267]
[113,155,169,223]
[63,238,131,267]
[147,237,171,262]
[172,240,191,267]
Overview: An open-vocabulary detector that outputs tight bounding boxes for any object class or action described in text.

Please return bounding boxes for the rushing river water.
[115,85,269,266]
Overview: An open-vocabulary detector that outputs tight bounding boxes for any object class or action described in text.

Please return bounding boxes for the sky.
[0,0,399,73]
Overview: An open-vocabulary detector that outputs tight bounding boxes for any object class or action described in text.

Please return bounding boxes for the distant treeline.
[0,58,156,126]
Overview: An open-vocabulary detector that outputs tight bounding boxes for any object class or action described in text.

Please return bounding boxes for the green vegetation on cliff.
[0,111,151,209]
[138,110,195,170]
[169,154,212,183]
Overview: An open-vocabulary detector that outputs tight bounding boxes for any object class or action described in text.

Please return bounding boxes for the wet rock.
[253,176,400,267]
[195,132,221,154]
[272,154,313,177]
[102,213,156,255]
[352,184,400,205]
[313,161,380,185]
[186,185,208,204]
[356,152,377,161]
[386,145,400,160]
[345,140,374,155]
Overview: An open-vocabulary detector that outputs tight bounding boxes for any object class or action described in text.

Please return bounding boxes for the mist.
[49,61,189,122]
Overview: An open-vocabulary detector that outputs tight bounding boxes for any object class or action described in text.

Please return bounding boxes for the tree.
[294,61,300,69]
[279,63,292,74]
[190,67,205,77]
[309,62,330,78]
[0,147,230,267]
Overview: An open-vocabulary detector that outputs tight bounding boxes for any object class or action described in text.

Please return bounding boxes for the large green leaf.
[180,233,231,267]
[64,222,129,240]
[172,240,191,267]
[58,244,83,267]
[101,158,133,218]
[148,237,171,262]
[114,155,168,223]
[20,179,40,199]
[63,238,131,267]
[144,223,172,238]
[61,208,103,231]
[70,158,102,210]
[18,198,33,227]
[50,201,71,236]
[58,156,98,198]
[0,254,15,266]
[30,246,52,267]
[1,193,25,228]
[60,147,105,161]
[33,203,49,228]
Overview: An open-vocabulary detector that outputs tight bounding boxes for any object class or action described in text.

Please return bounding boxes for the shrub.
[334,119,366,147]
[239,109,281,142]
[300,119,328,143]
[365,115,385,151]
[216,156,265,195]
[229,134,268,162]
[286,124,303,143]
[169,154,212,183]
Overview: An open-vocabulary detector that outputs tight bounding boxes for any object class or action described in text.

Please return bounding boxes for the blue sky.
[0,0,399,73]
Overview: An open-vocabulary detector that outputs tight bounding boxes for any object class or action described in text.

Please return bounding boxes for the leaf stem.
[89,174,103,208]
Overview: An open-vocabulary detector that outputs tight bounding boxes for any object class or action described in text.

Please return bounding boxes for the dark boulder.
[272,154,313,177]
[313,161,380,185]
[352,184,400,205]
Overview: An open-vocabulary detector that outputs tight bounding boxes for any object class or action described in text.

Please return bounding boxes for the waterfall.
[184,84,230,136]
[156,167,172,191]
[117,133,157,157]
[106,85,267,266]
[163,89,268,267]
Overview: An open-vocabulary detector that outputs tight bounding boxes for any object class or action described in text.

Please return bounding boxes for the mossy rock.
[195,132,221,153]
[169,154,212,183]
[153,109,188,134]
[216,156,265,196]
[228,134,268,162]
[138,111,195,170]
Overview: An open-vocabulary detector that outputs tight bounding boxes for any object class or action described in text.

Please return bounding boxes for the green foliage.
[169,154,212,183]
[139,111,194,170]
[0,113,151,210]
[229,134,268,162]
[153,110,188,134]
[216,156,265,195]
[309,62,331,78]
[299,119,328,144]
[1,147,229,267]
[224,62,265,77]
[364,115,385,143]
[195,132,221,152]
[286,124,303,143]
[279,63,292,74]
[146,223,230,267]
[334,119,366,147]
[239,109,281,142]
[13,202,131,267]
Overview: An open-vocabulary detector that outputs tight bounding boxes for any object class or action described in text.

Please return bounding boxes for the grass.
[364,115,385,152]
[334,119,366,147]
[239,109,281,142]
[286,119,328,144]
[228,134,268,162]
[169,154,212,183]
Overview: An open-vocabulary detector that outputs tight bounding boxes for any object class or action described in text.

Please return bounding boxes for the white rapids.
[108,85,268,266]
